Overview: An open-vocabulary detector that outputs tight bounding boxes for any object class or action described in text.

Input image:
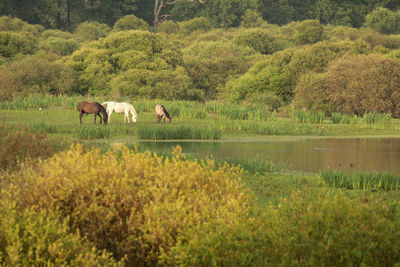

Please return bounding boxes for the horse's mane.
[129,104,138,117]
[161,105,171,119]
[95,102,108,121]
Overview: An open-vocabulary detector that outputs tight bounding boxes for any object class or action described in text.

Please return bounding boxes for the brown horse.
[77,101,108,125]
[155,104,171,123]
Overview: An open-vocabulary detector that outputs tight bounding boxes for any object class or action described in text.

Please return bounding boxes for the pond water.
[138,138,400,175]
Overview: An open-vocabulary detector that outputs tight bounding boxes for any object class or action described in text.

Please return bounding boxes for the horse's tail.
[161,105,171,119]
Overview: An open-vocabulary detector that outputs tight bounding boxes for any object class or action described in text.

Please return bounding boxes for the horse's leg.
[94,113,97,124]
[108,110,113,122]
[79,111,83,124]
[126,112,130,123]
[157,114,161,123]
[98,112,102,124]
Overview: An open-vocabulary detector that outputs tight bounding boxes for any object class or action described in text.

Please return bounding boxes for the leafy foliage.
[112,14,151,32]
[73,21,111,42]
[18,145,250,265]
[0,57,75,100]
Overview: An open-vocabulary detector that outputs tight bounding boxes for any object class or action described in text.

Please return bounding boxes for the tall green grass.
[138,125,221,140]
[363,112,391,128]
[292,109,325,123]
[0,95,79,110]
[321,170,400,190]
[74,125,110,139]
[331,113,352,124]
[29,121,57,134]
[214,119,325,135]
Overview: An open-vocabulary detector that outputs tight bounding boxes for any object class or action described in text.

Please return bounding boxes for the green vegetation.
[321,170,400,190]
[138,125,221,140]
[2,3,400,265]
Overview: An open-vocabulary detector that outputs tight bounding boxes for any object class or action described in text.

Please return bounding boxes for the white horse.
[101,101,138,123]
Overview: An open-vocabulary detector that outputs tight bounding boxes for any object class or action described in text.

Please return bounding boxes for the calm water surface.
[138,138,400,175]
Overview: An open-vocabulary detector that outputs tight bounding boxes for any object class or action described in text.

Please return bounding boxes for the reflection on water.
[137,138,400,175]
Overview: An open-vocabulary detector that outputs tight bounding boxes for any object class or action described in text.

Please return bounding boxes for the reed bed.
[362,112,391,128]
[292,109,325,123]
[0,95,80,110]
[74,125,111,139]
[213,119,325,135]
[29,121,57,134]
[138,125,221,140]
[321,170,400,190]
[331,113,352,124]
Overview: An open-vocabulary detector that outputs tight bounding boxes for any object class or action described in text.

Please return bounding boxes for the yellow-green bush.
[0,197,121,266]
[18,145,251,265]
[166,190,400,266]
[0,128,60,171]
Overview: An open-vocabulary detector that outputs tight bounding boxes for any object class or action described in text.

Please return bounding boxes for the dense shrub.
[0,57,75,99]
[364,7,400,34]
[294,19,325,45]
[65,30,193,97]
[18,145,250,265]
[0,16,43,35]
[0,31,37,58]
[0,198,120,266]
[74,21,111,42]
[112,15,151,32]
[294,54,400,116]
[41,29,74,40]
[39,37,80,56]
[0,128,60,171]
[183,41,254,99]
[240,9,265,28]
[234,28,279,54]
[178,17,211,35]
[156,20,179,34]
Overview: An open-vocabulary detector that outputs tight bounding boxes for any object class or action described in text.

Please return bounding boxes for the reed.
[29,121,57,134]
[213,119,325,136]
[138,125,221,140]
[362,112,391,128]
[0,95,79,110]
[292,109,325,123]
[331,113,351,124]
[321,169,400,190]
[74,125,111,139]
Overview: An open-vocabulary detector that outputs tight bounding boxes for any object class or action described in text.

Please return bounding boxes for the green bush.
[0,57,75,100]
[74,21,111,42]
[294,19,325,45]
[183,41,253,99]
[65,30,192,97]
[18,145,248,264]
[0,198,120,266]
[240,9,265,28]
[0,31,37,58]
[327,55,400,116]
[112,15,151,32]
[40,37,80,56]
[0,128,60,171]
[0,16,43,35]
[156,20,179,34]
[41,29,74,40]
[178,17,211,35]
[234,28,279,54]
[364,7,400,34]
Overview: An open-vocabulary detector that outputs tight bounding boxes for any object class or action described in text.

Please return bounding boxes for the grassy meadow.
[1,96,400,265]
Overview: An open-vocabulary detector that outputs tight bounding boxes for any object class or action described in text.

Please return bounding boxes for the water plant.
[292,109,325,123]
[138,125,221,140]
[74,125,111,139]
[321,169,400,190]
[331,112,351,124]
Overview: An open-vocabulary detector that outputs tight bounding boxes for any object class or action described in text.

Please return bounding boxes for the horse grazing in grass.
[101,101,138,123]
[155,104,171,123]
[77,101,108,125]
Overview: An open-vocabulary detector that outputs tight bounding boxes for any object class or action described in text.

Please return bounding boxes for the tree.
[153,0,205,28]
